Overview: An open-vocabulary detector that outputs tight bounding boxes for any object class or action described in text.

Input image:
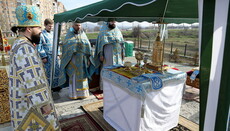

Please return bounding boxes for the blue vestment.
[59,28,93,98]
[9,36,60,130]
[94,22,124,69]
[36,30,61,88]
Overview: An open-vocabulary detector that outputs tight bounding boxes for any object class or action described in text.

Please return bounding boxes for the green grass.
[59,32,99,40]
[86,32,98,39]
[120,29,199,57]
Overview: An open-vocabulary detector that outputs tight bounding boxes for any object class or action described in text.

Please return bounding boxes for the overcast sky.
[58,0,102,10]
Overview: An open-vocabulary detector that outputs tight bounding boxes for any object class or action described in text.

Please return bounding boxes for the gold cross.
[19,106,27,113]
[30,123,39,130]
[25,77,33,86]
[16,54,24,62]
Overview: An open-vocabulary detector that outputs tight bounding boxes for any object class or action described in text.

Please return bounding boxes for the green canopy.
[54,0,198,23]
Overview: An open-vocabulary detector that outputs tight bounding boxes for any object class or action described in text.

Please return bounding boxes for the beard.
[108,23,116,29]
[73,28,80,34]
[31,32,41,45]
[74,30,80,34]
[46,29,51,33]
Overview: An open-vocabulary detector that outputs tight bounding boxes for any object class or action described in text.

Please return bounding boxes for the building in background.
[0,0,32,36]
[0,0,66,37]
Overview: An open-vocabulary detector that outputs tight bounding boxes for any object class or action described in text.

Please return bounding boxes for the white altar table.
[102,66,186,131]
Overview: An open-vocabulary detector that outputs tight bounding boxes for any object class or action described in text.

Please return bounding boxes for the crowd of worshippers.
[9,5,125,131]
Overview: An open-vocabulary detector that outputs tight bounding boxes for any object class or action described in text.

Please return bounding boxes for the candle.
[4,46,7,52]
[7,45,11,50]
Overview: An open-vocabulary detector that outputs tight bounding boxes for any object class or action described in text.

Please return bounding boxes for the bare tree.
[132,25,141,38]
[143,32,155,49]
[132,26,142,48]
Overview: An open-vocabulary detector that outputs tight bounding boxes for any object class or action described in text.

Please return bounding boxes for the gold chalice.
[135,51,143,67]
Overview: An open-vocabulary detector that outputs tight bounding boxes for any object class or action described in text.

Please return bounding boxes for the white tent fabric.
[199,0,230,130]
[204,1,229,130]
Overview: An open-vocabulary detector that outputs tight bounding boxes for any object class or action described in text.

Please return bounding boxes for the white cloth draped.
[103,78,185,131]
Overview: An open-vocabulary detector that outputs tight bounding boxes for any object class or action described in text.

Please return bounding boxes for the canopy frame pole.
[50,22,61,89]
[161,0,169,23]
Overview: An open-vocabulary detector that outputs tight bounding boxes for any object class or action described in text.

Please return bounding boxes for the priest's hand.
[42,58,47,63]
[100,56,104,62]
[41,104,52,115]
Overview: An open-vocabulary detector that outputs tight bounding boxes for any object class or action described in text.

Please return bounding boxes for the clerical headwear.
[15,5,41,27]
[74,20,81,24]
